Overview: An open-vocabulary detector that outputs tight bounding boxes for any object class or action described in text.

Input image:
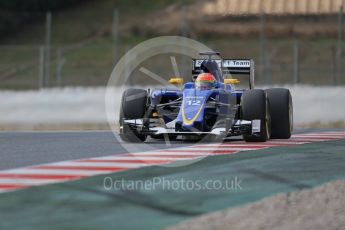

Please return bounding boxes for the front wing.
[121,119,262,137]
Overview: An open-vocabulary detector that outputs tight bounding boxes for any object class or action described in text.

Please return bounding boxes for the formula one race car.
[119,52,293,142]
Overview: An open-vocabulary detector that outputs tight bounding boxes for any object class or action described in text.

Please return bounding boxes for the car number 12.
[186,100,201,106]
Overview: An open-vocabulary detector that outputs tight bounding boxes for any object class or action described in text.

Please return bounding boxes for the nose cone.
[176,89,210,132]
[181,100,204,127]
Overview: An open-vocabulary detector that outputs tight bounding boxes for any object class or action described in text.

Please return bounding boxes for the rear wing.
[192,59,255,89]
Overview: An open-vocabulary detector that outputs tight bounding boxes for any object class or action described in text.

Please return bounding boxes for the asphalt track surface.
[0,131,193,170]
[0,128,335,170]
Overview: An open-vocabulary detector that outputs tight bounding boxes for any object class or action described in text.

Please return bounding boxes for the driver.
[195,73,216,90]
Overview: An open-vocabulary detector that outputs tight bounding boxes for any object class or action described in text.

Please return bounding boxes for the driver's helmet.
[195,73,216,90]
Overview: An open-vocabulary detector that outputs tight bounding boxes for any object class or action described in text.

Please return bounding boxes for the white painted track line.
[47,161,150,168]
[4,168,112,176]
[0,179,61,186]
[97,155,199,160]
[132,152,210,156]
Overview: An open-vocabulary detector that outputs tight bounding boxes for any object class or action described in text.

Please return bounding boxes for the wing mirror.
[224,78,240,84]
[169,77,184,86]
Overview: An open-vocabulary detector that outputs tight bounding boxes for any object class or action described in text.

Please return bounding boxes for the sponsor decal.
[193,59,251,68]
[194,59,222,68]
[223,60,251,68]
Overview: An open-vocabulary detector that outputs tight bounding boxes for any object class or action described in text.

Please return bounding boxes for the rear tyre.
[119,88,148,142]
[241,89,271,142]
[266,88,293,139]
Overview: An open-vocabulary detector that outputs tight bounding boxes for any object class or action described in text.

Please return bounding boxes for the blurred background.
[1,0,345,130]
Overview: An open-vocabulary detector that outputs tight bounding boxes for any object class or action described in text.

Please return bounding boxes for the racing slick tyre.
[241,89,271,142]
[119,88,148,142]
[266,88,293,139]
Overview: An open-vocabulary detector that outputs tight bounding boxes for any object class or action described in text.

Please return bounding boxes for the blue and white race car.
[119,52,293,142]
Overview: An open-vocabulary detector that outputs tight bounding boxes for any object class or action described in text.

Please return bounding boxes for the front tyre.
[119,88,148,143]
[242,89,271,142]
